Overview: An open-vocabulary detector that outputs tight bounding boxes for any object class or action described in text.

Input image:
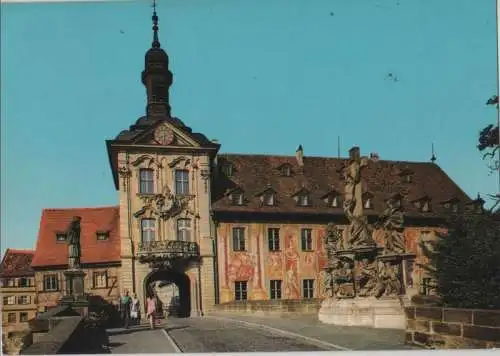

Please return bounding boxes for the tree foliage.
[419,214,500,309]
[478,95,499,173]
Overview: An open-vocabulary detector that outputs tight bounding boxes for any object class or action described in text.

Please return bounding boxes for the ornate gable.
[133,121,200,147]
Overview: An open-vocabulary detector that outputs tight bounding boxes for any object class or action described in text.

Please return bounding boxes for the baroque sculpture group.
[320,147,413,328]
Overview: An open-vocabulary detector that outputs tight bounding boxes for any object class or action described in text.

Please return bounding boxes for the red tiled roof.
[212,153,475,217]
[0,249,35,277]
[31,206,120,268]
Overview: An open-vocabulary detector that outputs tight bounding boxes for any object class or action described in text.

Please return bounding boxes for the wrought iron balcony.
[137,240,200,261]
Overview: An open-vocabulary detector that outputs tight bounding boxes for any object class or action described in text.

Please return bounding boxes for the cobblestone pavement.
[106,323,179,354]
[205,313,415,351]
[165,317,327,352]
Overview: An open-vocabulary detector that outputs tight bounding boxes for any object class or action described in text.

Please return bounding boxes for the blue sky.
[1,0,498,254]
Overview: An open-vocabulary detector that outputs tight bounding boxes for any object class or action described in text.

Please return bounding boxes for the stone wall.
[212,299,322,317]
[405,306,500,349]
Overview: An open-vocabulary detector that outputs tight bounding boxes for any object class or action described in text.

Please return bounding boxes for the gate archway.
[143,268,191,318]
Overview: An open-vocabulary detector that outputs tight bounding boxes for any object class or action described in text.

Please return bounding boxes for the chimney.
[296,145,304,167]
[370,152,380,162]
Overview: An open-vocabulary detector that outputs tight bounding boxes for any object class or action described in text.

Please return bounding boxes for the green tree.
[419,214,500,309]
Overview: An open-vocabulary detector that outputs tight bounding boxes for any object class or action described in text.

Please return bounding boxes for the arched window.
[177,219,191,241]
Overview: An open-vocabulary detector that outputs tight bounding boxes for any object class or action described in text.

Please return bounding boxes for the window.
[330,196,339,208]
[264,193,275,206]
[19,312,29,323]
[56,233,67,242]
[93,271,107,289]
[139,169,154,194]
[177,219,191,241]
[96,232,109,241]
[223,164,234,177]
[303,279,314,298]
[1,278,14,287]
[3,296,15,305]
[17,296,30,305]
[451,203,459,213]
[270,280,282,300]
[364,198,372,209]
[422,201,430,212]
[141,219,156,243]
[7,313,16,323]
[301,228,313,251]
[281,165,291,176]
[268,228,280,251]
[231,193,244,206]
[175,170,189,195]
[234,281,247,301]
[43,274,59,292]
[298,195,309,207]
[232,227,246,251]
[18,278,31,288]
[421,277,432,296]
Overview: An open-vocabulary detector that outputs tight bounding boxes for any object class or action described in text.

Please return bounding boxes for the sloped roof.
[211,153,475,217]
[0,249,35,278]
[31,206,120,268]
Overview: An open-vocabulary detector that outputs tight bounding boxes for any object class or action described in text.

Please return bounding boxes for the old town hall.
[4,5,484,321]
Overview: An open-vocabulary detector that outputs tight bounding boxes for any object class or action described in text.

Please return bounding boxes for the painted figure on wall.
[284,268,300,299]
[284,234,300,299]
[267,253,283,278]
[227,253,255,282]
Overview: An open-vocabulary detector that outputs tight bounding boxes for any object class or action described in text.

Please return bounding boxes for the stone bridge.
[105,313,412,353]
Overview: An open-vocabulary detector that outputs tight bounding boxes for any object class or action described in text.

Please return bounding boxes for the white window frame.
[141,219,156,243]
[175,169,190,195]
[176,219,191,241]
[139,168,155,194]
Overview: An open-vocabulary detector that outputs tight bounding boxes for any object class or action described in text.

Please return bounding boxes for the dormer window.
[422,200,431,212]
[399,168,414,184]
[363,192,374,209]
[451,203,459,213]
[96,231,109,241]
[264,193,275,206]
[231,193,244,206]
[279,164,292,177]
[298,194,309,207]
[56,233,67,242]
[321,190,341,208]
[223,163,234,177]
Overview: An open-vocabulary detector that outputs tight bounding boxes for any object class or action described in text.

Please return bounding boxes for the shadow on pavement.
[107,326,155,336]
[164,325,189,332]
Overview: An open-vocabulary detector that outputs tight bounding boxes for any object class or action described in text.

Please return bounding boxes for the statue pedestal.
[318,296,406,329]
[60,269,88,317]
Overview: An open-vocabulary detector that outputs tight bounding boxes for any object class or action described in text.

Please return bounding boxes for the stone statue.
[66,216,82,269]
[356,258,378,297]
[374,261,402,298]
[378,197,406,255]
[343,147,375,248]
[324,223,343,263]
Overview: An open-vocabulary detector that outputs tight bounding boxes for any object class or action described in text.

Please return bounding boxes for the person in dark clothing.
[119,290,131,329]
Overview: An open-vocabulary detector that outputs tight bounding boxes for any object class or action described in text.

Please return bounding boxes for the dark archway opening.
[144,268,191,318]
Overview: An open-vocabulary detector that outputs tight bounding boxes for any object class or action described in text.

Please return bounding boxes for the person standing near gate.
[146,293,157,330]
[130,293,140,325]
[119,290,131,329]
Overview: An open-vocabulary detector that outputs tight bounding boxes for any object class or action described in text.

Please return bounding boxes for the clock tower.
[142,1,173,118]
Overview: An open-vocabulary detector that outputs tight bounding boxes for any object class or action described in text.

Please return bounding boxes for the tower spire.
[152,0,160,48]
[430,142,437,163]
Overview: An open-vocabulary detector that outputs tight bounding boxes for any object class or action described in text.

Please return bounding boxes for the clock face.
[154,124,174,145]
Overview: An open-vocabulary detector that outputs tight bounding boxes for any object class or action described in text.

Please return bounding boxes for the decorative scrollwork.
[138,240,200,260]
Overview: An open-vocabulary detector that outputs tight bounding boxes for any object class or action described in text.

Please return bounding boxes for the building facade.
[0,249,37,334]
[31,207,121,312]
[25,7,485,317]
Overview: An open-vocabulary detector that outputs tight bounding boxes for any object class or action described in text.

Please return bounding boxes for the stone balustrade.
[213,299,322,317]
[405,305,500,349]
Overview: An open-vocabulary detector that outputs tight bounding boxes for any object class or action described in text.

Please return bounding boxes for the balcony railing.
[137,240,200,260]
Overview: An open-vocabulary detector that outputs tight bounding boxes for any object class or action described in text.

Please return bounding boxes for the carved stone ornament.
[135,184,195,220]
[376,196,406,255]
[118,166,131,178]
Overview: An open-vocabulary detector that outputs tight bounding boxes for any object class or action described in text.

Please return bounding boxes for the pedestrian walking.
[146,293,157,330]
[130,293,140,326]
[119,290,131,329]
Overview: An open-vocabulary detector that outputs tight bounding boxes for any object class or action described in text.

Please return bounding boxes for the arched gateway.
[138,240,200,318]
